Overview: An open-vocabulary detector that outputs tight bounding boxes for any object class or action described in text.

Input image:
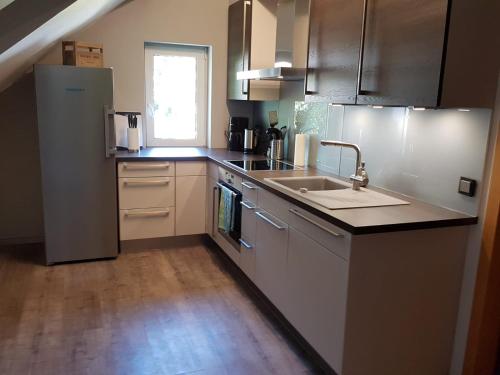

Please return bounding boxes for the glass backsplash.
[289,102,492,216]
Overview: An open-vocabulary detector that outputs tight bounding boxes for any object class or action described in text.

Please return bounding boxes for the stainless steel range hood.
[237,0,309,81]
[237,66,306,81]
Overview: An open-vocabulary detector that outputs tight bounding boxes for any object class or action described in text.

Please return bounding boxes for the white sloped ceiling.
[0,0,127,92]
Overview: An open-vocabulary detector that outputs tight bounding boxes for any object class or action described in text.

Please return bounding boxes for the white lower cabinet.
[287,227,348,374]
[175,175,206,235]
[239,200,257,281]
[254,209,289,313]
[117,161,466,375]
[118,177,174,209]
[119,207,175,240]
[175,161,207,236]
[118,161,176,241]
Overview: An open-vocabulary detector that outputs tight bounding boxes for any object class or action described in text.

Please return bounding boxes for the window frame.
[144,43,208,147]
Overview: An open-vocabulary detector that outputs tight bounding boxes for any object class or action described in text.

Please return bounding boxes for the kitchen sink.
[265,176,410,210]
[265,176,351,192]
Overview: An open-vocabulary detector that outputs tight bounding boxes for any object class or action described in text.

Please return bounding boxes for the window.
[145,44,208,146]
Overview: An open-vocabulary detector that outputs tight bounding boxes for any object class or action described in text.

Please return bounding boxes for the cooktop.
[225,159,299,171]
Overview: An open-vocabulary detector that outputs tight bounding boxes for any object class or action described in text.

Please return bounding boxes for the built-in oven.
[214,170,242,252]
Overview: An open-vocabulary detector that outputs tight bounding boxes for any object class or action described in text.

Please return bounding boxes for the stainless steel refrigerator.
[34,65,118,265]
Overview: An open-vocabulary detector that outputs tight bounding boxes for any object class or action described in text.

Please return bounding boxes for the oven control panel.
[218,166,242,190]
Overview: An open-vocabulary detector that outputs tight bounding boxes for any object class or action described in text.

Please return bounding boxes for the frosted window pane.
[152,55,197,140]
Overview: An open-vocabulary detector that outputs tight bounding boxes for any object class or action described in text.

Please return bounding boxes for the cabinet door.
[175,176,206,235]
[287,227,348,373]
[227,0,251,100]
[356,0,448,106]
[254,210,288,312]
[306,0,364,104]
[240,200,257,281]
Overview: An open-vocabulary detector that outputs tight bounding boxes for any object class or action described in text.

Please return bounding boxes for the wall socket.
[458,177,477,197]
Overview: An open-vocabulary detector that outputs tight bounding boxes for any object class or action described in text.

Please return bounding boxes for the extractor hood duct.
[237,0,309,81]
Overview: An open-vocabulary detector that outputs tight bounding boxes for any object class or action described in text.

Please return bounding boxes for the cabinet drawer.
[288,206,351,260]
[241,200,257,244]
[118,177,174,209]
[255,209,289,312]
[242,179,259,204]
[258,188,291,223]
[118,161,174,177]
[119,207,175,240]
[176,161,207,176]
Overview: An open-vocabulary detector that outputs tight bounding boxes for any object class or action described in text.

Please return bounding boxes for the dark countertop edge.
[116,152,478,235]
[116,155,208,161]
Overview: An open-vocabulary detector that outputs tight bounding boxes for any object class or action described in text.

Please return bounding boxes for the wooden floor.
[0,243,318,375]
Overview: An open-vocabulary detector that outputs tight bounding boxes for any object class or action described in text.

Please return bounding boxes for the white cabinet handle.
[123,179,170,186]
[239,238,253,249]
[255,211,286,231]
[124,210,169,218]
[122,162,170,170]
[240,201,255,210]
[289,208,344,238]
[242,181,257,190]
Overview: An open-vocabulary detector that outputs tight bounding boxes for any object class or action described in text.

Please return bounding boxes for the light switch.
[458,177,476,197]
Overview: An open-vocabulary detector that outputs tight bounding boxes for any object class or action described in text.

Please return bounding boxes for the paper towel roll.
[294,134,309,167]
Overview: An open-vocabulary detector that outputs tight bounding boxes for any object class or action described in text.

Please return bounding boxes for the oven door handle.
[213,185,219,237]
[216,182,238,197]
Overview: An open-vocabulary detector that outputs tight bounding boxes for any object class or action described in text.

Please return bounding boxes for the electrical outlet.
[458,177,476,197]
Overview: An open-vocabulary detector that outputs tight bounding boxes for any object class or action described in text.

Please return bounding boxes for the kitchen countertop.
[116,147,477,235]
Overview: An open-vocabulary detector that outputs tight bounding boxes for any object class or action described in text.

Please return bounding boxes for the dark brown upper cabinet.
[305,0,364,104]
[227,0,280,101]
[227,0,251,100]
[305,0,500,108]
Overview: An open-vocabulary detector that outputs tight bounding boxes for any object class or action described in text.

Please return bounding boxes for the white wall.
[39,0,231,148]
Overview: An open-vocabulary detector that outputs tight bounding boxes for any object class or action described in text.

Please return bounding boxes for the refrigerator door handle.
[104,105,117,158]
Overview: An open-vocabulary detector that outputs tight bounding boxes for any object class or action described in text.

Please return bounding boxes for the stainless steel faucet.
[320,140,369,190]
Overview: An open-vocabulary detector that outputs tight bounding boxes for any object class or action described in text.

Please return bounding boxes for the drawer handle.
[289,208,344,238]
[124,210,169,218]
[123,162,170,170]
[239,238,253,249]
[255,211,286,231]
[242,181,257,190]
[123,179,170,186]
[241,201,255,210]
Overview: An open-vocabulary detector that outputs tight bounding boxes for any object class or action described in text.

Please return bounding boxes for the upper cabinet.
[306,0,500,108]
[357,0,448,107]
[227,0,280,101]
[305,0,364,104]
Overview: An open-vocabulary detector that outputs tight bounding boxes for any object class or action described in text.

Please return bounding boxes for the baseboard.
[120,234,209,253]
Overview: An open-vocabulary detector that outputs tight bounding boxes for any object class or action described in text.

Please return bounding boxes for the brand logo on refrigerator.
[65,88,85,92]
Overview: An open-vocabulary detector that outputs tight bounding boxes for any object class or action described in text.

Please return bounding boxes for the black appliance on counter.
[228,117,248,151]
[225,159,300,171]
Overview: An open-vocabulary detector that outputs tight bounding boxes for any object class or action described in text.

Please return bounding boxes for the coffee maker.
[227,117,248,152]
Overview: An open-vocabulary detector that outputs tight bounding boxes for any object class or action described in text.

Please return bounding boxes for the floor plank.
[0,243,319,375]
